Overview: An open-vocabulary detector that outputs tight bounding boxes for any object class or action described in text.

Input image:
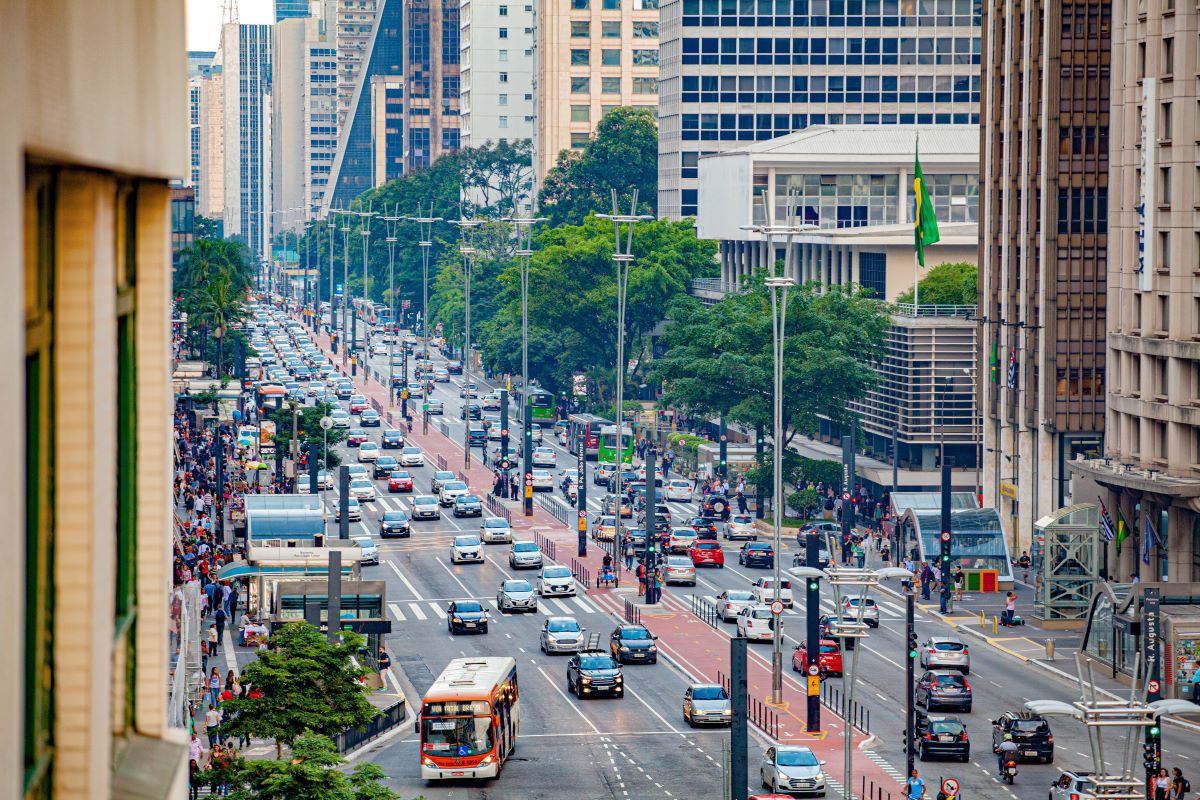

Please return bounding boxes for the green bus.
[598,424,635,464]
[526,388,556,424]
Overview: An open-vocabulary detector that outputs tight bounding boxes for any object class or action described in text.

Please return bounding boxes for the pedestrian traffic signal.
[939,530,952,569]
[1143,741,1161,771]
[807,578,819,593]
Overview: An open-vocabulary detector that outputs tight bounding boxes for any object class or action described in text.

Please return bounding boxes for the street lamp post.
[327,215,337,346]
[381,205,403,404]
[596,190,653,578]
[503,213,548,517]
[338,211,352,362]
[406,204,443,359]
[353,206,376,377]
[741,200,816,705]
[450,213,483,467]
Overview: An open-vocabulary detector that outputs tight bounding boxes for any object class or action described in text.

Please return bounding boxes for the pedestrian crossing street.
[387,593,604,623]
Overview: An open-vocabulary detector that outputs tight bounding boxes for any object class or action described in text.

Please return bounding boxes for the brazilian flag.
[913,148,941,266]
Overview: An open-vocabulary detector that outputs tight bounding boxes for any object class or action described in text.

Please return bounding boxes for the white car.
[736,604,776,641]
[537,565,577,596]
[481,393,501,410]
[332,496,361,522]
[667,528,697,553]
[725,514,758,540]
[330,409,351,428]
[637,464,665,482]
[349,478,377,502]
[530,469,554,491]
[480,516,513,543]
[345,463,369,481]
[399,446,425,466]
[760,746,826,797]
[664,555,697,585]
[666,479,693,502]
[451,534,485,563]
[529,426,544,443]
[352,536,379,565]
[405,383,424,398]
[438,480,470,507]
[532,446,557,468]
[751,577,794,608]
[717,590,757,622]
[357,441,380,462]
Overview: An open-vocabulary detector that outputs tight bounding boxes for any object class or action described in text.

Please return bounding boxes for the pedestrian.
[1191,659,1200,705]
[637,561,646,595]
[854,539,866,568]
[204,703,221,748]
[214,606,227,646]
[906,769,926,800]
[919,562,934,600]
[209,667,222,707]
[953,566,965,601]
[1155,769,1173,800]
[880,541,891,565]
[624,540,636,571]
[188,730,203,767]
[1002,591,1017,626]
[207,624,219,657]
[1172,767,1190,800]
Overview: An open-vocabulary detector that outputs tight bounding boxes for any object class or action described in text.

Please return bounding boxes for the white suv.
[751,577,794,608]
[438,480,470,507]
[736,605,776,641]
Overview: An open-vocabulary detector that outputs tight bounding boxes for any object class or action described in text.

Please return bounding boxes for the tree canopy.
[537,107,658,228]
[175,237,255,376]
[896,261,977,305]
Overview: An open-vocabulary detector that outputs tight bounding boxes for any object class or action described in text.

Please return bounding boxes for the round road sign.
[525,472,534,486]
[941,778,960,796]
[319,416,334,430]
[842,491,851,501]
[807,664,820,676]
[770,600,785,615]
[1148,679,1161,693]
[941,532,951,542]
[501,428,510,437]
[578,510,587,519]
[719,434,728,442]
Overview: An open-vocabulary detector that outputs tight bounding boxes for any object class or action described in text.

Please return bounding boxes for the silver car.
[480,516,513,543]
[496,579,538,613]
[540,616,584,654]
[683,683,732,727]
[841,596,880,628]
[411,495,441,520]
[430,470,457,493]
[759,745,827,797]
[508,540,543,569]
[717,589,756,622]
[920,635,971,673]
[427,398,445,415]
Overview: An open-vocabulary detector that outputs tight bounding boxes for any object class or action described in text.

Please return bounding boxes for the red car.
[791,639,843,677]
[347,429,368,446]
[349,397,369,414]
[387,470,414,493]
[689,541,725,568]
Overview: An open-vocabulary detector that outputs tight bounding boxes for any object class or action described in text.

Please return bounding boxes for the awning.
[217,561,356,580]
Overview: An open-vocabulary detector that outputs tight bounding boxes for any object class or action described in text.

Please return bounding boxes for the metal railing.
[456,470,469,485]
[532,530,558,562]
[892,303,976,318]
[435,453,448,471]
[333,699,406,754]
[821,680,871,734]
[569,557,593,588]
[691,278,741,294]
[690,593,722,629]
[861,777,894,800]
[718,671,780,740]
[484,494,511,523]
[623,599,641,625]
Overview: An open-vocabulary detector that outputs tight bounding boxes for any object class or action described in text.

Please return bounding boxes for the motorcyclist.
[997,733,1019,778]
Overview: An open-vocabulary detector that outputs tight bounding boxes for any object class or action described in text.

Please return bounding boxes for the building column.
[850,248,861,289]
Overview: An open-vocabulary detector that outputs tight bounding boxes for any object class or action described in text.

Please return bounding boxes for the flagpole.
[913,130,920,310]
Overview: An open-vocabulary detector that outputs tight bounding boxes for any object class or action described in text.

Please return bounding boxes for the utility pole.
[327,214,337,349]
[338,465,350,540]
[339,212,351,363]
[1142,586,1163,787]
[804,532,822,732]
[381,205,402,404]
[354,205,376,374]
[730,636,749,800]
[939,459,953,614]
[905,592,917,776]
[644,445,658,604]
[577,433,588,557]
[450,212,483,468]
[406,204,443,360]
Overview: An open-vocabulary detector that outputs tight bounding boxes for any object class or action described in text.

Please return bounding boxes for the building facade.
[532,0,660,185]
[979,0,1110,552]
[461,0,535,147]
[1,2,189,797]
[658,0,983,219]
[222,23,273,258]
[337,0,380,128]
[276,0,313,19]
[185,52,216,191]
[402,0,463,171]
[196,62,225,219]
[1069,2,1200,581]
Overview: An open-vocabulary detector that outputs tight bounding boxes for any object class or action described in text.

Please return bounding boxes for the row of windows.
[683,73,979,93]
[680,0,980,21]
[681,90,979,104]
[570,76,659,94]
[1056,187,1109,235]
[680,36,981,66]
[571,0,659,8]
[570,20,659,37]
[679,111,980,141]
[571,47,660,65]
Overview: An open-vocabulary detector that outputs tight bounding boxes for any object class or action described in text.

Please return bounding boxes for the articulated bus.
[566,413,611,459]
[598,424,635,464]
[419,657,519,780]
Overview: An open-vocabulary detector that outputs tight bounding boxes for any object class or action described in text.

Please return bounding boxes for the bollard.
[979,609,986,627]
[1045,639,1055,661]
[992,615,999,635]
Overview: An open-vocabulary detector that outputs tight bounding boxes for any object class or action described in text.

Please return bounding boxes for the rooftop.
[699,124,979,165]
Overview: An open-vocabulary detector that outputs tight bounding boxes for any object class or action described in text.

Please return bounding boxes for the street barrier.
[718,671,780,740]
[333,698,406,754]
[456,470,469,485]
[862,777,894,800]
[820,680,871,734]
[532,530,557,562]
[569,558,592,589]
[438,420,450,437]
[623,599,641,626]
[435,453,448,471]
[484,495,511,523]
[690,593,722,629]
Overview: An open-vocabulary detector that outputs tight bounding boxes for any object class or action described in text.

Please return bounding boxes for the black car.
[567,651,624,698]
[738,541,775,568]
[609,624,659,664]
[460,403,482,420]
[606,471,639,494]
[379,510,411,538]
[916,670,972,712]
[467,425,487,447]
[703,493,733,520]
[991,712,1054,762]
[453,494,483,517]
[446,360,464,374]
[381,430,404,449]
[447,600,489,634]
[688,516,719,540]
[373,456,399,479]
[914,714,970,762]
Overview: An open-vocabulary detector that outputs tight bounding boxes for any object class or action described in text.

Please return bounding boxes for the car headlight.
[614,675,623,683]
[648,645,657,652]
[451,617,461,623]
[722,708,732,715]
[422,758,437,768]
[620,645,630,652]
[581,676,592,684]
[479,755,495,765]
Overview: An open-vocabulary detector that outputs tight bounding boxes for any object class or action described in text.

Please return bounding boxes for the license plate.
[941,687,960,693]
[1023,750,1038,757]
[465,622,476,627]
[939,735,955,742]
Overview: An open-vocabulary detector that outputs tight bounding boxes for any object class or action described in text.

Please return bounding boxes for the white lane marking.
[388,603,406,622]
[436,552,478,597]
[623,682,682,735]
[386,559,425,601]
[550,598,575,614]
[536,666,601,734]
[357,521,372,538]
[536,601,553,616]
[377,496,396,512]
[428,603,447,619]
[408,603,427,620]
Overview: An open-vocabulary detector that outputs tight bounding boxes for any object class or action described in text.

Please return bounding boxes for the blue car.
[738,541,775,568]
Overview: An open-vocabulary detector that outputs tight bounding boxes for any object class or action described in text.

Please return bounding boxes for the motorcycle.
[1001,758,1018,784]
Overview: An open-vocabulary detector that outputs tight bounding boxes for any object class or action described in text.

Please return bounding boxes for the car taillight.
[928,646,936,652]
[1047,735,1053,744]
[1070,794,1079,800]
[925,733,933,741]
[963,680,971,691]
[961,731,968,741]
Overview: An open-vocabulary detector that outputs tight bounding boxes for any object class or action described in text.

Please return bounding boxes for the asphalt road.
[289,314,1200,800]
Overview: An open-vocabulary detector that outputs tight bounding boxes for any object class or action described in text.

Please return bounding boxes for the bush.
[787,487,823,519]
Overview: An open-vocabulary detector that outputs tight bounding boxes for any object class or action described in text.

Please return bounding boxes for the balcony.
[689,277,744,306]
[892,303,977,318]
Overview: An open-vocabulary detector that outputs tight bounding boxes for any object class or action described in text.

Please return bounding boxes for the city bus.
[526,387,556,424]
[255,382,287,413]
[566,413,611,459]
[598,424,635,464]
[419,657,519,780]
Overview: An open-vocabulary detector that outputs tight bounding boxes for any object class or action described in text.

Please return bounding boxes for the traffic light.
[908,631,920,660]
[1143,740,1161,771]
[807,578,820,594]
[939,531,952,570]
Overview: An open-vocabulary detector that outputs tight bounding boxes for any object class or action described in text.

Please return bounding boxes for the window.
[1161,102,1172,140]
[858,252,887,299]
[1159,167,1171,206]
[603,0,621,7]
[571,0,589,7]
[632,48,659,65]
[633,20,659,37]
[632,76,657,93]
[571,48,591,65]
[571,132,591,148]
[499,116,509,128]
[571,76,591,93]
[603,20,622,36]
[1159,295,1170,336]
[571,20,590,36]
[601,48,621,65]
[1159,231,1171,270]
[602,76,621,93]
[499,71,509,83]
[499,27,509,38]
[499,3,508,12]
[498,93,509,106]
[1137,42,1146,79]
[1163,37,1173,76]
[571,104,591,122]
[499,49,509,61]
[635,0,660,7]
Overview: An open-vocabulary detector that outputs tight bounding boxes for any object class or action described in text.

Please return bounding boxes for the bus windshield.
[422,716,494,757]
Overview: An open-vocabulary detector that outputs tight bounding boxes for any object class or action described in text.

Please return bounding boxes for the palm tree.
[176,238,252,373]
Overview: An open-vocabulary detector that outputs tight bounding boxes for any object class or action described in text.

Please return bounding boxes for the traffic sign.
[719,434,727,442]
[1148,679,1161,694]
[770,600,785,615]
[807,664,820,676]
[501,459,510,469]
[525,472,533,486]
[578,510,587,518]
[941,778,960,796]
[807,675,820,695]
[319,416,334,430]
[501,429,510,437]
[842,491,851,501]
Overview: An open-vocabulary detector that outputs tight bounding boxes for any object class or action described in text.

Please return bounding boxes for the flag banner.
[1115,506,1129,555]
[1142,514,1159,566]
[1007,348,1017,390]
[913,147,941,267]
[1098,499,1115,542]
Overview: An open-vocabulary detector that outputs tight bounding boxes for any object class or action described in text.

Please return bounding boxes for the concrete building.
[696,125,978,301]
[532,0,660,185]
[276,0,312,19]
[1068,4,1200,582]
[196,61,225,219]
[978,0,1110,552]
[657,0,983,219]
[171,185,197,269]
[1,2,188,797]
[337,0,380,129]
[402,0,463,171]
[222,23,274,258]
[273,15,338,225]
[461,0,534,147]
[185,52,216,191]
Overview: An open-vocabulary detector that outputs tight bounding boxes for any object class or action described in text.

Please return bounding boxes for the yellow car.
[593,514,618,542]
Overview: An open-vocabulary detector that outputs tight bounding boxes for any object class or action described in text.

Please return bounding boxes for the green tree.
[176,237,254,375]
[205,731,399,800]
[537,107,658,228]
[797,457,843,490]
[655,278,891,448]
[266,401,348,469]
[459,139,533,218]
[194,214,223,239]
[220,622,378,757]
[895,261,977,305]
[787,487,823,520]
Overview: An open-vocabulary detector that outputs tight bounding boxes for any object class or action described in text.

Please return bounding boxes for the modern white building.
[461,0,535,147]
[222,23,274,258]
[657,0,982,219]
[696,125,979,302]
[196,60,226,219]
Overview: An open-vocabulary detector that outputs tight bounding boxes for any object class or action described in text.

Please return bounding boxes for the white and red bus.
[566,413,610,459]
[419,657,519,780]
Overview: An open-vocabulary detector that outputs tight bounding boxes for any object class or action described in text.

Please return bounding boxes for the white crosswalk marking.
[571,595,599,614]
[408,603,427,620]
[377,497,395,512]
[549,598,574,614]
[536,601,553,616]
[428,603,447,619]
[877,600,905,615]
[388,603,406,622]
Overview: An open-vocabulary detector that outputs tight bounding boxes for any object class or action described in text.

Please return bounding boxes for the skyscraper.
[402,0,463,171]
[461,0,534,147]
[197,60,226,219]
[222,23,273,258]
[978,0,1109,548]
[657,0,983,218]
[337,0,380,128]
[276,0,312,19]
[186,51,216,191]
